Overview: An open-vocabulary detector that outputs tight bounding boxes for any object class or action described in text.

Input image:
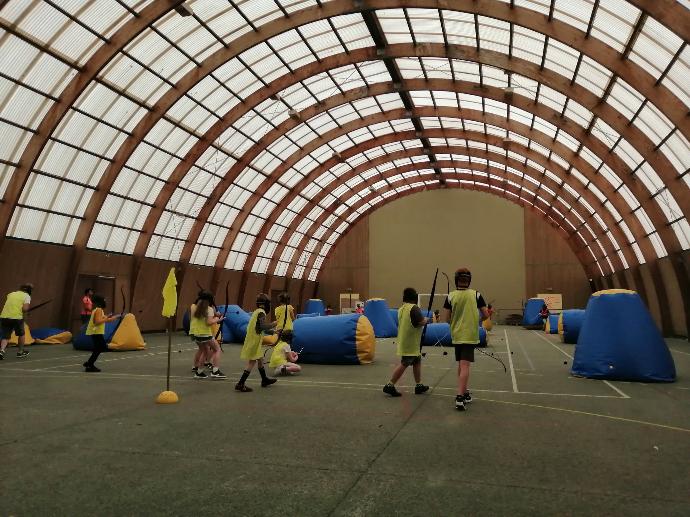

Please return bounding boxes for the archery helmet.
[454,268,472,288]
[20,283,33,295]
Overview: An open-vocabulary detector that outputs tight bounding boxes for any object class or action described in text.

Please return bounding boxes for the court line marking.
[516,338,536,371]
[531,331,630,399]
[504,329,519,393]
[670,348,690,357]
[0,368,621,399]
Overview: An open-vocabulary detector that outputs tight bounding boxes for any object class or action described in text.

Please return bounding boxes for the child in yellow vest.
[0,284,33,359]
[269,330,301,376]
[274,292,295,335]
[442,268,489,411]
[383,288,430,397]
[235,293,278,392]
[190,291,226,379]
[83,294,121,372]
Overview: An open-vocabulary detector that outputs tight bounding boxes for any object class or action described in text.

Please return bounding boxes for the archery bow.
[26,299,52,313]
[214,279,230,345]
[476,347,507,373]
[420,268,438,357]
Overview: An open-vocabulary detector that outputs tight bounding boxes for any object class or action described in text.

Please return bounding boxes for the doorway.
[71,275,115,334]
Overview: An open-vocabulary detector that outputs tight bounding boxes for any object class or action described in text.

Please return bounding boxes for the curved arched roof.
[0,0,688,285]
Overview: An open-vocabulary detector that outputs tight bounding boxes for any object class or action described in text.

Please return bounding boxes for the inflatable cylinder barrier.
[296,313,320,319]
[522,298,546,328]
[388,308,399,328]
[292,313,375,365]
[560,309,585,344]
[421,323,487,348]
[363,298,397,338]
[571,290,675,382]
[219,305,250,343]
[546,314,559,334]
[304,299,326,316]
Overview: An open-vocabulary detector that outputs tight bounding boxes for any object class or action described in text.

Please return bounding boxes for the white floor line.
[531,331,630,400]
[670,348,690,356]
[0,367,625,399]
[516,339,536,371]
[504,329,519,393]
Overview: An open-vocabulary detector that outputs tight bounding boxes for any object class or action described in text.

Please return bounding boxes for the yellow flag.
[161,267,178,318]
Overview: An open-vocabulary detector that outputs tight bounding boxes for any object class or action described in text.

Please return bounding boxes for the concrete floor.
[1,326,689,516]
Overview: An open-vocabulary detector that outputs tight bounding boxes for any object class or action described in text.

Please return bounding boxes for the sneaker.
[194,371,208,379]
[455,395,466,411]
[383,383,402,397]
[85,365,101,372]
[210,369,226,379]
[192,366,198,373]
[0,350,4,360]
[235,383,253,392]
[414,384,429,395]
[463,391,472,404]
[16,351,29,358]
[261,378,277,387]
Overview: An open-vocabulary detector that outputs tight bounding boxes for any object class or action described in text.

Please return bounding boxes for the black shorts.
[454,344,475,362]
[401,355,421,366]
[1,318,24,339]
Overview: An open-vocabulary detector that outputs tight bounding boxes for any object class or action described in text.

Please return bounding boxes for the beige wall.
[368,189,526,314]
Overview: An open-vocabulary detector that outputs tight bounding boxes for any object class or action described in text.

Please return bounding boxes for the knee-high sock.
[238,370,250,385]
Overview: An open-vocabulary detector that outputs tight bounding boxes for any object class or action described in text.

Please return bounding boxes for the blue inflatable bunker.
[364,298,397,338]
[388,308,399,328]
[561,309,586,344]
[547,314,559,334]
[296,313,320,319]
[219,305,250,343]
[523,298,545,328]
[420,323,487,348]
[292,313,375,364]
[304,299,326,316]
[73,322,118,350]
[571,290,675,382]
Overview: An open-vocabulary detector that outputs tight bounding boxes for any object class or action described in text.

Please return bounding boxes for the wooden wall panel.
[318,219,369,314]
[0,239,72,329]
[242,273,266,309]
[524,210,591,309]
[638,264,661,328]
[658,257,687,336]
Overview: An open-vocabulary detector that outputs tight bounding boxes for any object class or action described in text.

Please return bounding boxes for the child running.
[0,283,33,360]
[269,330,301,376]
[443,268,489,411]
[190,291,226,379]
[83,294,121,372]
[235,293,278,392]
[383,287,430,397]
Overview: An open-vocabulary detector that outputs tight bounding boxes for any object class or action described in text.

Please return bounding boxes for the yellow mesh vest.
[449,289,480,344]
[397,303,423,357]
[189,304,213,336]
[86,308,106,336]
[0,291,27,319]
[269,342,289,368]
[240,308,265,360]
[274,305,294,331]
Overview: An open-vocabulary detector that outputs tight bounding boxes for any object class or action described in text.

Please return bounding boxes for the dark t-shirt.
[409,305,424,327]
[443,290,486,310]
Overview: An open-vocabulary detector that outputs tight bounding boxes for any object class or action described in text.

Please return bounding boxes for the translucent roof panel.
[0,0,687,278]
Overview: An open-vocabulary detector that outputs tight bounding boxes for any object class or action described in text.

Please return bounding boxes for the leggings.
[86,334,107,366]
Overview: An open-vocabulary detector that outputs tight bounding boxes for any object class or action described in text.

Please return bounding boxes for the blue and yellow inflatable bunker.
[571,290,675,382]
[292,313,375,364]
[296,313,320,319]
[73,314,145,351]
[9,325,73,346]
[559,309,585,344]
[31,327,72,344]
[218,305,250,343]
[363,298,397,338]
[420,323,487,348]
[523,298,545,328]
[545,314,559,334]
[304,299,326,316]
